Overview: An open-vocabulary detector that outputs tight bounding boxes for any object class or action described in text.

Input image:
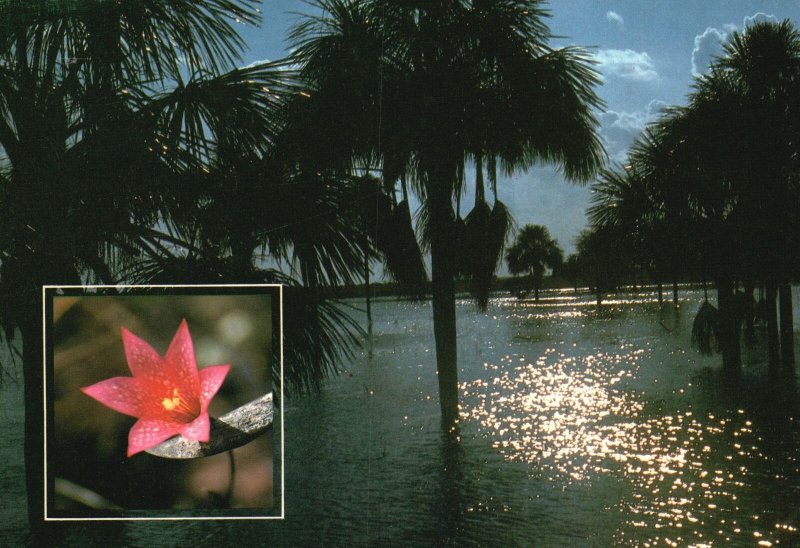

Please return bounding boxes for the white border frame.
[42,284,285,521]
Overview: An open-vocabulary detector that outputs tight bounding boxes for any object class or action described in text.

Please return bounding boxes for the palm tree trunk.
[363,223,372,337]
[779,283,795,370]
[716,278,742,374]
[429,182,459,427]
[766,281,780,373]
[743,280,755,343]
[672,279,679,306]
[20,305,44,533]
[475,155,485,205]
[657,282,663,303]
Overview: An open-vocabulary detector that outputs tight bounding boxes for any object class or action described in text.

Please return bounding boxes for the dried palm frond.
[692,300,719,355]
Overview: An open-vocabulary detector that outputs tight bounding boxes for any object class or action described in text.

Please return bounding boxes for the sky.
[237,1,800,256]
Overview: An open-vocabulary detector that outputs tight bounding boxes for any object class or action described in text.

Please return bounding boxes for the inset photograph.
[45,287,280,519]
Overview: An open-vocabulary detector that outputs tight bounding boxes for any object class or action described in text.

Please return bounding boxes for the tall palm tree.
[673,20,800,373]
[0,0,289,527]
[291,0,604,425]
[712,20,800,371]
[506,224,563,301]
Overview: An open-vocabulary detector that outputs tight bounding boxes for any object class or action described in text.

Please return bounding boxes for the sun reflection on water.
[459,344,799,546]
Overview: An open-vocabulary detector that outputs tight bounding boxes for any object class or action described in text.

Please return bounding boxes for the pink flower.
[81,319,230,457]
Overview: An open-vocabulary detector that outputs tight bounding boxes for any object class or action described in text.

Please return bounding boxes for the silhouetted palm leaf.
[464,198,492,309]
[374,198,428,295]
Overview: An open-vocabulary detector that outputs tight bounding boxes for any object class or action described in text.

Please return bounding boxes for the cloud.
[598,100,669,162]
[691,13,778,77]
[242,57,272,69]
[594,49,658,81]
[605,11,624,26]
[743,12,778,27]
[691,27,727,76]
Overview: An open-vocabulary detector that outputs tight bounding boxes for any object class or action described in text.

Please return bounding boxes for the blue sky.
[239,1,800,256]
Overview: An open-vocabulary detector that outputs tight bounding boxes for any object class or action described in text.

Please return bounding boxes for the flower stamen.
[161,388,199,422]
[162,388,181,411]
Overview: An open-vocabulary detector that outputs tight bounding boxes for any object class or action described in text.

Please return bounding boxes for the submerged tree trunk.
[530,271,540,302]
[363,218,372,337]
[21,305,44,534]
[743,280,755,343]
[716,278,742,374]
[429,181,459,427]
[766,281,780,373]
[779,283,795,371]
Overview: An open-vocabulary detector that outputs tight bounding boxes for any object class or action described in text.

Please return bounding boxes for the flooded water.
[4,287,800,546]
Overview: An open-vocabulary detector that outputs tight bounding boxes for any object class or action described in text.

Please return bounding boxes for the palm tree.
[506,224,563,301]
[291,0,604,425]
[575,225,628,306]
[0,0,292,527]
[673,20,800,373]
[711,20,800,371]
[557,253,582,292]
[588,162,660,297]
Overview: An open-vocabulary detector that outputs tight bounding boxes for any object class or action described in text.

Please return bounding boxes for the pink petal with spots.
[81,377,162,418]
[198,364,230,411]
[164,319,200,393]
[121,327,170,385]
[180,411,210,443]
[128,418,183,456]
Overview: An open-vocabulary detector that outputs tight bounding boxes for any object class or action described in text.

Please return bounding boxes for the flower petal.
[164,319,200,393]
[180,411,210,443]
[121,327,170,385]
[128,418,183,457]
[198,364,230,411]
[81,377,162,418]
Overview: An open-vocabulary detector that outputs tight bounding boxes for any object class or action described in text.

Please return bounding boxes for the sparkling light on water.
[459,294,800,546]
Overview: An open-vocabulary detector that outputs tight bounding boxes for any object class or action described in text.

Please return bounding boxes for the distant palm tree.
[291,0,604,425]
[575,226,628,306]
[558,254,582,292]
[506,224,563,301]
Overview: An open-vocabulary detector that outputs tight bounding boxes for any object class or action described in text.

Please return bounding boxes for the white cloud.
[692,27,727,76]
[605,11,624,27]
[599,100,668,162]
[242,57,272,69]
[594,49,658,81]
[743,12,778,27]
[691,13,779,77]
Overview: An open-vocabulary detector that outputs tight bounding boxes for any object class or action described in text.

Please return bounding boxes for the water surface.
[4,287,800,546]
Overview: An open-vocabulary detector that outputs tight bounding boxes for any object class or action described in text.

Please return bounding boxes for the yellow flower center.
[159,387,200,422]
[162,388,182,411]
